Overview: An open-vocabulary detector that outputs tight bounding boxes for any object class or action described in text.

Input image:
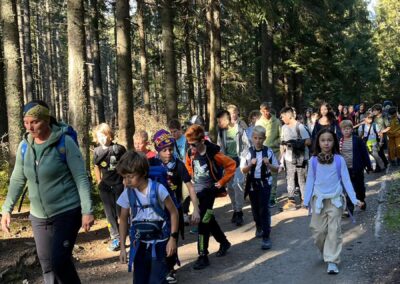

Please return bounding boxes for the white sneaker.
[327,262,339,274]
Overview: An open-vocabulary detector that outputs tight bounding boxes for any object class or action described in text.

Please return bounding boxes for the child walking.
[93,123,126,251]
[240,125,279,249]
[134,130,156,159]
[339,120,372,214]
[185,124,236,269]
[303,129,363,274]
[150,129,200,283]
[117,151,179,284]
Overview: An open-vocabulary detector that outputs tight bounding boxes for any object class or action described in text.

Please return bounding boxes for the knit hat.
[23,101,50,121]
[152,129,175,152]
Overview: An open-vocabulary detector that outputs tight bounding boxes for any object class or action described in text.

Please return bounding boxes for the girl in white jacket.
[303,128,363,274]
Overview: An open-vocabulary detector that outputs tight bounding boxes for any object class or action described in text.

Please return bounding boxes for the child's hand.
[214,182,222,189]
[166,238,177,257]
[251,158,257,165]
[191,209,200,224]
[356,201,364,208]
[120,248,127,264]
[263,157,270,165]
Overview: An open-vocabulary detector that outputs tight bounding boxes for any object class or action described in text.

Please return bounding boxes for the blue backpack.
[21,125,79,163]
[126,165,179,272]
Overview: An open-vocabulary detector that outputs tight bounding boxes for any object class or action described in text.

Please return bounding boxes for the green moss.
[385,171,400,231]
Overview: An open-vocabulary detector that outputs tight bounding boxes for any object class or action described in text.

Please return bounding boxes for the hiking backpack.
[126,165,180,272]
[188,148,227,197]
[309,155,356,223]
[21,124,79,163]
[244,146,273,196]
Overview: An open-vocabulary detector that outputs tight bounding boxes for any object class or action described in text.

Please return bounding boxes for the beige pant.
[310,198,343,264]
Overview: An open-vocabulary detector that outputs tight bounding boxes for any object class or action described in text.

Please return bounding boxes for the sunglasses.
[188,141,200,148]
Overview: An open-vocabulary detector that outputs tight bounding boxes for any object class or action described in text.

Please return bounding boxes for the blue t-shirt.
[175,135,187,161]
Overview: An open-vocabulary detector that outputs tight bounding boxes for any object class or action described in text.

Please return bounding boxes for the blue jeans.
[133,241,169,284]
[30,207,82,284]
[248,179,271,239]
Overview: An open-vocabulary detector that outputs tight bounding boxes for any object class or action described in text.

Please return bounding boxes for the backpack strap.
[149,181,167,219]
[21,141,28,162]
[295,122,302,139]
[56,134,67,163]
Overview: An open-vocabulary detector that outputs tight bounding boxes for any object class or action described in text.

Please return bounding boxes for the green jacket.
[255,115,282,153]
[2,123,93,218]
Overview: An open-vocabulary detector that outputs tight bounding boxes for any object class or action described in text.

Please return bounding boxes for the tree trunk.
[159,0,178,121]
[137,0,151,114]
[45,0,55,114]
[67,0,90,166]
[1,0,25,170]
[90,0,105,123]
[254,26,261,97]
[17,0,26,103]
[184,0,195,116]
[261,21,270,103]
[86,8,97,126]
[116,0,134,149]
[206,0,217,141]
[194,24,202,117]
[213,0,221,110]
[0,28,9,138]
[21,0,34,102]
[53,28,63,120]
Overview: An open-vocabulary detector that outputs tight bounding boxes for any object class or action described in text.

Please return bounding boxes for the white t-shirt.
[358,123,380,143]
[281,123,310,161]
[117,179,169,222]
[240,147,278,185]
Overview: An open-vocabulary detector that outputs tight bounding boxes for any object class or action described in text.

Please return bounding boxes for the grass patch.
[384,171,400,230]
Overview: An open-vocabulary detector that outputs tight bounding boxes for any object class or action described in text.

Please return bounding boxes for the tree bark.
[213,0,221,110]
[1,0,25,170]
[67,0,90,167]
[45,0,55,113]
[116,0,134,149]
[21,0,34,102]
[137,0,151,114]
[91,0,105,123]
[159,0,178,121]
[184,0,195,116]
[206,0,218,141]
[0,28,9,138]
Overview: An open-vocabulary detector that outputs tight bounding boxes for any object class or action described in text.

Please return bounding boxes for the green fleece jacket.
[2,123,93,218]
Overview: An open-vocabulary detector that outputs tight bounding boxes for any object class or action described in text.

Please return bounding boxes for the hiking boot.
[282,199,296,211]
[255,227,263,238]
[193,255,210,270]
[231,211,238,223]
[107,238,120,252]
[235,211,244,226]
[166,270,177,284]
[261,238,272,250]
[327,262,339,274]
[216,241,231,257]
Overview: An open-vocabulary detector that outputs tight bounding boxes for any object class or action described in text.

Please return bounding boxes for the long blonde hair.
[93,123,114,143]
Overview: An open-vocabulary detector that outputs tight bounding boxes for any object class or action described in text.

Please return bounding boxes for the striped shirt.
[341,138,353,168]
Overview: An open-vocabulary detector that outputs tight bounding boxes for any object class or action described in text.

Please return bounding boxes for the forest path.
[2,167,399,284]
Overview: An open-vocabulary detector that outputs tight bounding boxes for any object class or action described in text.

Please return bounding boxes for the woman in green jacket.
[1,100,94,284]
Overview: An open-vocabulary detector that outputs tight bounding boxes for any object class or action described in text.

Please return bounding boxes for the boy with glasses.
[185,125,236,269]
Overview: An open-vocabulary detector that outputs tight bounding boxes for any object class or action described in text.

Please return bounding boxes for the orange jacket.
[185,141,236,187]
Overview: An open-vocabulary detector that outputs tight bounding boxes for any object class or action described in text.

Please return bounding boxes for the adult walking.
[311,102,342,142]
[255,102,282,207]
[1,100,94,284]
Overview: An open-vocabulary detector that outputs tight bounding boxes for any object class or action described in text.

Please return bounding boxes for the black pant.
[248,179,271,239]
[196,187,228,255]
[378,140,389,167]
[30,207,82,284]
[99,182,124,239]
[182,196,191,214]
[346,168,366,213]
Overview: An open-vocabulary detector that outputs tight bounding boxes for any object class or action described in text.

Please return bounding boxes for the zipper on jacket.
[31,144,49,218]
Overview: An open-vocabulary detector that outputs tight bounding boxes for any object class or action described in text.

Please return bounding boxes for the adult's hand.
[1,212,11,234]
[82,214,94,232]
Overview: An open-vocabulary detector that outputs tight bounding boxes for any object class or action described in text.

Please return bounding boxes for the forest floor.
[1,166,400,284]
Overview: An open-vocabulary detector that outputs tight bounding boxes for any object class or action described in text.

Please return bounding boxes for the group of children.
[91,101,400,283]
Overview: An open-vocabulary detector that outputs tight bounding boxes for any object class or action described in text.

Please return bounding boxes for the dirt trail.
[1,168,399,284]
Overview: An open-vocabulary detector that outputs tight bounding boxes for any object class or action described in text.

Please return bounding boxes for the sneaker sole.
[327,270,339,275]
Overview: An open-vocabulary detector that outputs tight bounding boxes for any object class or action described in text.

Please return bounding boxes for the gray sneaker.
[327,262,339,274]
[261,238,272,250]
